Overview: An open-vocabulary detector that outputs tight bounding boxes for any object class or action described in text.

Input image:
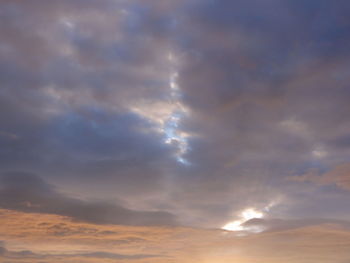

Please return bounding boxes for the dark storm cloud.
[0,0,350,228]
[0,172,177,226]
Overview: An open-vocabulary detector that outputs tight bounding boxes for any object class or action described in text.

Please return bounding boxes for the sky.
[1,0,350,262]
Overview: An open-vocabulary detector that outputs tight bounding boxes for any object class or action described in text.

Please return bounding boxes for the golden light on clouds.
[1,209,350,263]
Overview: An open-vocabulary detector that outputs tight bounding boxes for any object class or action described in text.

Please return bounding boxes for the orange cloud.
[1,209,350,263]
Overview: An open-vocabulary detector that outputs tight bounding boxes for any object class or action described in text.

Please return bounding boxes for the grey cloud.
[73,251,160,260]
[1,0,350,228]
[162,0,350,225]
[0,0,185,220]
[289,163,350,191]
[0,241,159,261]
[0,172,177,226]
[0,242,36,260]
[243,218,350,233]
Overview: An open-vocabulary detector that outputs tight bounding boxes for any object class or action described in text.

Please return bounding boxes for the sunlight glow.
[130,52,190,165]
[222,208,264,232]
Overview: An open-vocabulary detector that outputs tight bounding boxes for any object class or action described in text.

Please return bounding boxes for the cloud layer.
[1,209,350,263]
[1,0,350,231]
[0,172,176,226]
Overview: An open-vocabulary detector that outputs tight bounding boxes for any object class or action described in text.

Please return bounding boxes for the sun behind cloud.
[222,208,264,232]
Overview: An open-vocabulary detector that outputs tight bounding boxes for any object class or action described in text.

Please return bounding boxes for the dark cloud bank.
[0,172,177,226]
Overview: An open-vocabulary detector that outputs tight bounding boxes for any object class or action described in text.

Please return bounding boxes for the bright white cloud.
[222,208,265,232]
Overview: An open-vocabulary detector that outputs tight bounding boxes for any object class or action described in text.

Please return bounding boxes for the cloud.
[0,242,158,262]
[1,209,350,263]
[161,0,350,225]
[1,0,350,228]
[0,172,177,226]
[243,217,350,233]
[73,251,159,260]
[289,163,350,191]
[0,0,184,213]
[0,241,37,260]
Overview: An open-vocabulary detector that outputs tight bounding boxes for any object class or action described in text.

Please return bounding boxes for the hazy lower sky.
[1,0,350,262]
